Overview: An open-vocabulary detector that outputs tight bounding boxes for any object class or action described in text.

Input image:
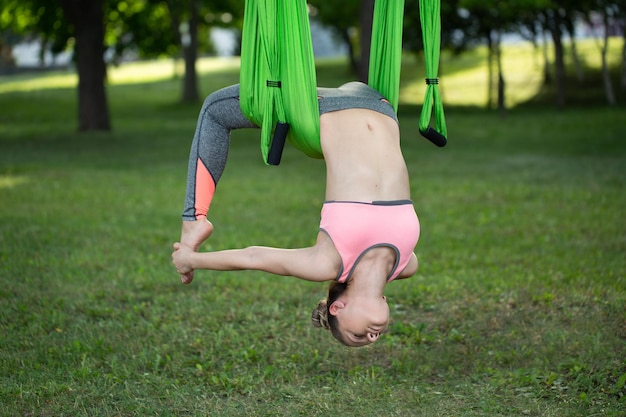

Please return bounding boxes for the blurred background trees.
[0,0,623,131]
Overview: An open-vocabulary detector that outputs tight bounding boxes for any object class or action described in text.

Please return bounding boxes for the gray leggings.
[182,82,397,220]
[183,85,255,220]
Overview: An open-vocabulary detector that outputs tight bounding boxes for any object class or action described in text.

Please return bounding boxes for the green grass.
[1,41,625,416]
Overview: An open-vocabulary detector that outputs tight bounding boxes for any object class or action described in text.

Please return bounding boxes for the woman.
[172,82,420,347]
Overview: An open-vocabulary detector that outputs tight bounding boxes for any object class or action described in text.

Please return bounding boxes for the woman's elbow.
[399,253,418,279]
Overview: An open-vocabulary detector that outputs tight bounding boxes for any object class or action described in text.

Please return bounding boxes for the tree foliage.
[308,0,362,73]
[0,0,244,128]
[1,0,623,127]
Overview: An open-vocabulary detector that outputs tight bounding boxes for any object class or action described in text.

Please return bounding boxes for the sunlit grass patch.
[401,37,624,108]
[0,71,78,93]
[0,174,29,189]
[108,56,242,85]
[0,56,241,94]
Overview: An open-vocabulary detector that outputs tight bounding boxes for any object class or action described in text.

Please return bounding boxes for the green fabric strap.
[240,0,440,162]
[418,0,448,140]
[239,0,322,163]
[368,0,405,112]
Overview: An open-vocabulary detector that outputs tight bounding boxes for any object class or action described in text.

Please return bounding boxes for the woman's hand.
[172,242,195,275]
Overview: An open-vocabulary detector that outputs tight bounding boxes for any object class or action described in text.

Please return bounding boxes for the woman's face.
[331,296,389,347]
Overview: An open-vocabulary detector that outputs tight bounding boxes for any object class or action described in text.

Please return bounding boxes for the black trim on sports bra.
[323,200,413,206]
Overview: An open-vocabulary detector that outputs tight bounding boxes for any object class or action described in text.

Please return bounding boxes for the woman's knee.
[201,85,239,111]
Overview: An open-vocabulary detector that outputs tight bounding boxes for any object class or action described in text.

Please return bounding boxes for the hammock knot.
[425,78,439,85]
[266,80,282,88]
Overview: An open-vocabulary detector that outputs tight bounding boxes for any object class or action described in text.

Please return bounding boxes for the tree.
[359,0,374,82]
[1,0,245,130]
[0,0,29,71]
[1,0,111,130]
[113,0,243,102]
[618,1,626,90]
[403,0,480,108]
[584,0,619,105]
[308,0,361,74]
[58,0,110,130]
[173,0,246,101]
[459,0,514,112]
[617,1,626,90]
[0,0,72,70]
[563,10,585,81]
[162,0,201,102]
[310,0,471,81]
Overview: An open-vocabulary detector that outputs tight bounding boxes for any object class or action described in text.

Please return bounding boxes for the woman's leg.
[183,84,257,220]
[179,84,257,283]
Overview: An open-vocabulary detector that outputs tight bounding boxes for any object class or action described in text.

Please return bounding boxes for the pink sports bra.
[319,200,420,283]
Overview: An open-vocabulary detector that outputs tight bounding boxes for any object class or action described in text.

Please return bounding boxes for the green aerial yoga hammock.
[418,0,448,147]
[240,0,447,165]
[368,0,405,112]
[240,0,320,163]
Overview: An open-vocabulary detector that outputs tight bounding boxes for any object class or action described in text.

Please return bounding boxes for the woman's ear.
[329,300,345,316]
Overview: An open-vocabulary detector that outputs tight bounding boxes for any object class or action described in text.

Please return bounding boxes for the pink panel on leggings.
[194,159,215,219]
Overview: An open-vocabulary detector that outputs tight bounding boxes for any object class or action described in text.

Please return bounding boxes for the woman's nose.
[367,332,380,342]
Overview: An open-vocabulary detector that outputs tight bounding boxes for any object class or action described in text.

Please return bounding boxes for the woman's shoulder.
[310,231,342,281]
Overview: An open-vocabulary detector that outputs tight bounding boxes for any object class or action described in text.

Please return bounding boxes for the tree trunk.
[542,29,552,85]
[565,15,583,81]
[600,11,616,105]
[181,0,199,103]
[486,32,494,109]
[38,37,48,67]
[59,0,110,131]
[358,0,374,83]
[569,33,584,82]
[495,34,506,114]
[549,11,566,108]
[622,29,626,89]
[340,28,358,75]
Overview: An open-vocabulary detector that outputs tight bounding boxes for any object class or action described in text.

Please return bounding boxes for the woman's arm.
[396,253,419,280]
[172,242,335,282]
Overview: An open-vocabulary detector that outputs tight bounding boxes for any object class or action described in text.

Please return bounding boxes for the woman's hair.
[311,281,349,345]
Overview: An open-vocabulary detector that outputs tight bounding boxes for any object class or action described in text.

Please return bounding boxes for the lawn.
[0,41,625,416]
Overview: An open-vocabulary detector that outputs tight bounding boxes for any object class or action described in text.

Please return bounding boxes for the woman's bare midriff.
[320,108,411,202]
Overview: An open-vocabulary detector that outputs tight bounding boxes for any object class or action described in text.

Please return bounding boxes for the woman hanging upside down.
[172,82,420,347]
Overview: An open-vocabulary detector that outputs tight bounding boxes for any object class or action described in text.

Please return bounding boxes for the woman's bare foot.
[179,217,214,284]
